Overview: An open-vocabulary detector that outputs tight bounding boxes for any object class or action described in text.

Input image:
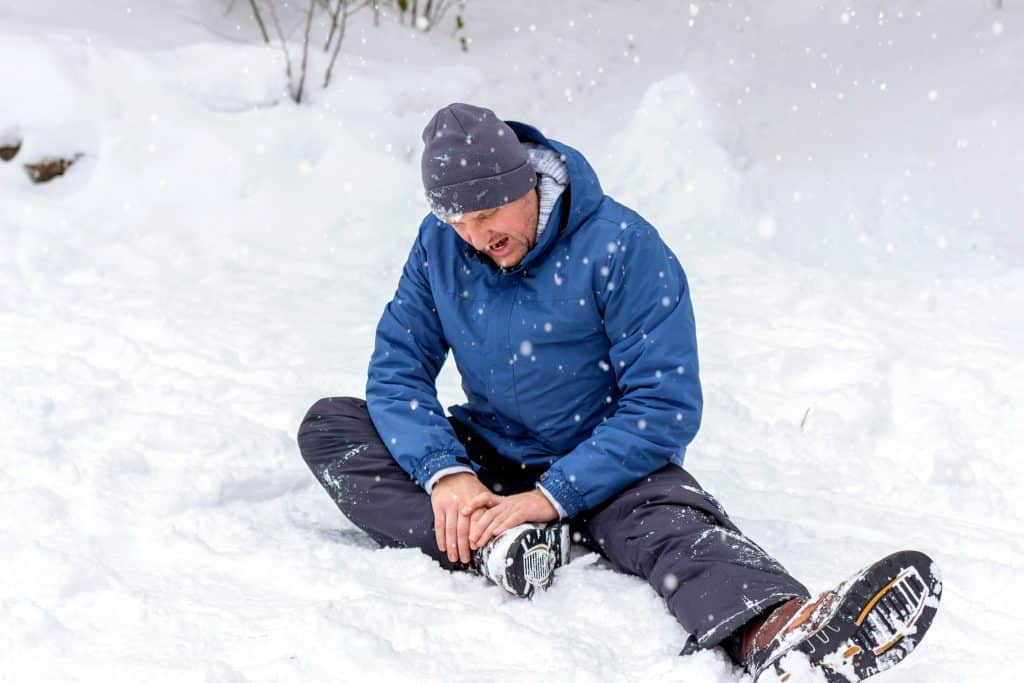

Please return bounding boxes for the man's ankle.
[738,596,806,664]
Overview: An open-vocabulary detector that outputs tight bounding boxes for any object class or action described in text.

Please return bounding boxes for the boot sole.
[504,523,570,598]
[755,550,942,682]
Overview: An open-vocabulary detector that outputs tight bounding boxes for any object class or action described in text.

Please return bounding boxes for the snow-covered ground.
[1,1,1022,680]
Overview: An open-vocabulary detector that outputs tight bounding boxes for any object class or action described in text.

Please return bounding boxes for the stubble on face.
[448,187,539,269]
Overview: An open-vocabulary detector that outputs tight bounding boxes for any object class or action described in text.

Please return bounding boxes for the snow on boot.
[744,550,942,682]
[473,522,570,598]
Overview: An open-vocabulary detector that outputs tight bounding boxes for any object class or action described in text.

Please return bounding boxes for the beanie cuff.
[426,160,537,219]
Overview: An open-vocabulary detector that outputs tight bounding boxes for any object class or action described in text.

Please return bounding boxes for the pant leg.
[296,396,460,568]
[295,396,538,569]
[577,464,810,652]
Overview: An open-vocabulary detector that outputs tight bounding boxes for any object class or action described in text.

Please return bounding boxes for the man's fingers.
[445,502,458,563]
[485,509,515,543]
[456,508,472,564]
[490,507,525,540]
[478,507,513,549]
[470,510,494,548]
[470,505,500,547]
[433,505,446,553]
[462,491,500,515]
[468,507,488,548]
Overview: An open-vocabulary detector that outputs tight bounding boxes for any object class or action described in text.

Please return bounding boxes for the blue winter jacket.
[366,121,702,519]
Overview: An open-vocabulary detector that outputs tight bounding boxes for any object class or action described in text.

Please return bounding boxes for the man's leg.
[295,396,538,570]
[576,465,810,657]
[296,396,456,567]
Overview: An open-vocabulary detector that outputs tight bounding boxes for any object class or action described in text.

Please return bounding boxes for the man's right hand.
[430,471,490,564]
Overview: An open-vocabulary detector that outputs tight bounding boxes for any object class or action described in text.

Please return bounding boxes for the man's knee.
[296,396,371,465]
[617,465,733,526]
[302,395,367,419]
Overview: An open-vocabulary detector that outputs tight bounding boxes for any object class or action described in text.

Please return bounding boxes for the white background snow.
[1,1,1022,681]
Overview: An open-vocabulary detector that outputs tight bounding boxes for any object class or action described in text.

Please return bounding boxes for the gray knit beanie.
[420,103,537,218]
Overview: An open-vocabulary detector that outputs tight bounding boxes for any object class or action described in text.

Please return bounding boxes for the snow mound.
[604,72,741,235]
[0,31,101,189]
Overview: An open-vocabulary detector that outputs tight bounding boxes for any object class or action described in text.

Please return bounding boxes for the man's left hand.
[463,489,558,550]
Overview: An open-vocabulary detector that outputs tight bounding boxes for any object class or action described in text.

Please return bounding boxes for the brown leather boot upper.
[740,589,843,666]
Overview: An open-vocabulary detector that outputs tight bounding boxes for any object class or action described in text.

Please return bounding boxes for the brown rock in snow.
[0,139,21,161]
[24,153,83,183]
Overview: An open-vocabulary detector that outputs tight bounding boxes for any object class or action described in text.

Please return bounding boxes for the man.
[297,103,941,681]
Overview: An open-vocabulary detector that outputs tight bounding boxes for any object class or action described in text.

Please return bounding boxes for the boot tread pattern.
[755,550,941,683]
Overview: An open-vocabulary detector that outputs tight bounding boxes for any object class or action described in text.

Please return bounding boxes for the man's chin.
[491,251,524,269]
[496,257,524,268]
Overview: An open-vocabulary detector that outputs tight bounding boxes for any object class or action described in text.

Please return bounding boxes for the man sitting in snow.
[297,103,941,681]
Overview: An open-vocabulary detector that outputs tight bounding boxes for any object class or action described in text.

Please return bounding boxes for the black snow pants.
[296,396,810,655]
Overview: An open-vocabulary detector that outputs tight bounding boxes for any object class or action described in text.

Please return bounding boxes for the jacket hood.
[491,120,606,272]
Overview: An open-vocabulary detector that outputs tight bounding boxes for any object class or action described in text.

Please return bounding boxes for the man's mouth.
[488,236,511,255]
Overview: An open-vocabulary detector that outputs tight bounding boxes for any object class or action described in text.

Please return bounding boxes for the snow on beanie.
[420,103,537,219]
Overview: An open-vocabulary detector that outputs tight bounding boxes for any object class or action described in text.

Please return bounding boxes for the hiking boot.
[472,522,570,598]
[743,550,942,682]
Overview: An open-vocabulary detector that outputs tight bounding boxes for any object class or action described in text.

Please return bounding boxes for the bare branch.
[431,0,457,29]
[324,0,343,52]
[419,0,456,33]
[324,0,350,88]
[265,0,296,101]
[296,0,317,103]
[247,0,271,43]
[345,0,373,19]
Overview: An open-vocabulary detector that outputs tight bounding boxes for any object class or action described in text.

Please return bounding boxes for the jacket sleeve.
[537,221,703,518]
[366,227,473,490]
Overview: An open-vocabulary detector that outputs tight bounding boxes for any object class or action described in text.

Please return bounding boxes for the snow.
[1,0,1022,681]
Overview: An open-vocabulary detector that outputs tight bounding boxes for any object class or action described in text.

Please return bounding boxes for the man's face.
[446,188,539,269]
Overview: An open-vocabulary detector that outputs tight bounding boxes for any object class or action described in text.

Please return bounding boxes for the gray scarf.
[523,141,569,241]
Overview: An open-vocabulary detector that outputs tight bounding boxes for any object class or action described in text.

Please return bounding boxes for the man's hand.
[464,489,559,550]
[430,471,490,564]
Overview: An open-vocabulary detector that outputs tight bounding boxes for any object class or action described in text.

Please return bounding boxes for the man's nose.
[466,225,490,252]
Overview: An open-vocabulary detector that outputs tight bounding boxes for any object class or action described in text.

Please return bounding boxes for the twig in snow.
[324,0,343,52]
[324,1,370,88]
[247,0,270,43]
[323,3,349,88]
[265,1,297,101]
[295,0,316,103]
